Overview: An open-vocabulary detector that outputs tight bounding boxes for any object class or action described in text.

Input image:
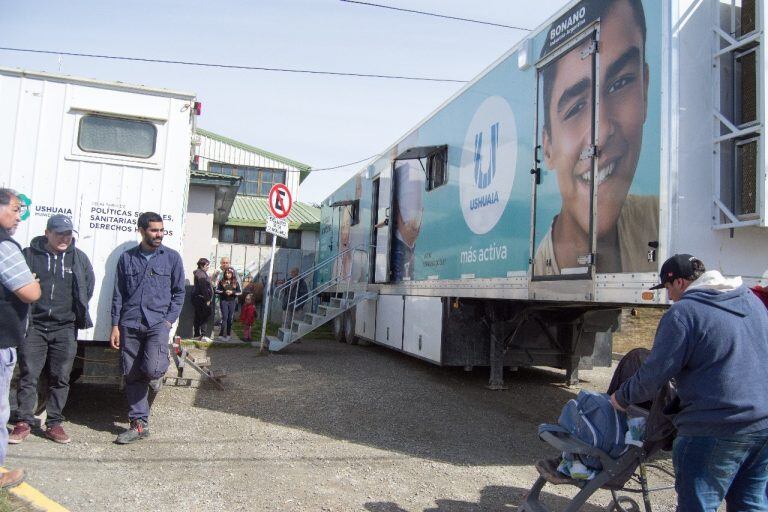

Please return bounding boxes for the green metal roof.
[196,128,312,183]
[226,196,320,231]
[189,170,242,186]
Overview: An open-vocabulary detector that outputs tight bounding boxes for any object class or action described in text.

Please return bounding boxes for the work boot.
[44,424,71,444]
[115,419,149,444]
[0,469,25,489]
[8,422,31,444]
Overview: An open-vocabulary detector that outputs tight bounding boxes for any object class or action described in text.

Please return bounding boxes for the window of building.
[77,115,157,158]
[219,225,301,249]
[208,163,286,197]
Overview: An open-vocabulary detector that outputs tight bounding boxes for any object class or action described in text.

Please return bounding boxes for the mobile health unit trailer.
[284,0,768,386]
[0,67,198,384]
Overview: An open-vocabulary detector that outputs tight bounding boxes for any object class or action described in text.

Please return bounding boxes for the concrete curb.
[1,467,69,511]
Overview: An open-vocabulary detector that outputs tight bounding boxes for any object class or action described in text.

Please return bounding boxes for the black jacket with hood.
[24,236,95,330]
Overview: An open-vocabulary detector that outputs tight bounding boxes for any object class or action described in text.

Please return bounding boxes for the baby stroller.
[520,349,676,512]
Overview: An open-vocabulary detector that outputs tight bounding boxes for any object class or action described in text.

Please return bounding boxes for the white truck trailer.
[0,67,198,384]
[308,0,768,386]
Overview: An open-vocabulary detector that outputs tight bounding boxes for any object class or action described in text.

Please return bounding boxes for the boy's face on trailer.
[543,0,649,239]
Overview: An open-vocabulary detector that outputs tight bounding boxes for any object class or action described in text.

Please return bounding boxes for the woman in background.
[215,267,241,341]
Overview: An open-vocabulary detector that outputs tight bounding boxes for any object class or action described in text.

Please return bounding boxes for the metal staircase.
[266,244,375,352]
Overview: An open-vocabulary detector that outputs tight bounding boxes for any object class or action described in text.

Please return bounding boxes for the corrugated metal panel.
[227,196,320,230]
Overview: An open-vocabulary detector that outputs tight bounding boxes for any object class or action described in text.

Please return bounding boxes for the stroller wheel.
[607,496,641,512]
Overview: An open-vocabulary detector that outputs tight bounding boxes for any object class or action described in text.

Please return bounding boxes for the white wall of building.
[300,230,317,252]
[182,185,216,283]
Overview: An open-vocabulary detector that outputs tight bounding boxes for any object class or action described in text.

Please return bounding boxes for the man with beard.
[533,0,658,275]
[110,212,184,444]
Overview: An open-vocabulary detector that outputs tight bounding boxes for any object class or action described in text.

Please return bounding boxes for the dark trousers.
[119,322,170,422]
[192,298,211,337]
[17,325,77,427]
[219,299,236,336]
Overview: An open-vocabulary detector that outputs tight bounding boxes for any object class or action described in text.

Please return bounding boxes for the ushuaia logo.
[460,97,517,234]
[474,123,498,190]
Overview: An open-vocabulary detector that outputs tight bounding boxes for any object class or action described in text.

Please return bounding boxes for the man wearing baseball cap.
[611,254,768,511]
[9,214,94,445]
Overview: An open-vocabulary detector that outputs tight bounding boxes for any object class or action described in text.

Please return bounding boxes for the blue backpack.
[545,390,628,470]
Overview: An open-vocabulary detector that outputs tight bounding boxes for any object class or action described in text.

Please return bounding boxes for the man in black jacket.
[9,214,94,445]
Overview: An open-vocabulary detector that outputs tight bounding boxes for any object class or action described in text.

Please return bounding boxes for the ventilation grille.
[736,139,758,216]
[740,0,757,36]
[737,50,757,125]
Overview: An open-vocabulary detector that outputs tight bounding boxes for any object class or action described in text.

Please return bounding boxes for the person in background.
[216,267,240,341]
[282,267,308,321]
[211,257,239,327]
[0,188,41,487]
[110,212,185,444]
[10,214,94,445]
[239,293,256,342]
[191,258,212,340]
[611,254,768,511]
[237,275,253,313]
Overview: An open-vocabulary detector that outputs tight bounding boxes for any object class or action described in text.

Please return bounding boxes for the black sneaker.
[115,419,150,444]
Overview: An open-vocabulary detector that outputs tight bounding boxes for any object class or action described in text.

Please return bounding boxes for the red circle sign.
[268,183,293,219]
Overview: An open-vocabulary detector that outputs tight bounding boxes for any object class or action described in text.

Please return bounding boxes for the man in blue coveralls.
[110,212,184,444]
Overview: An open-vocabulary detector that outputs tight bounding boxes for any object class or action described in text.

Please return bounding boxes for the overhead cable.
[339,0,533,31]
[0,47,468,83]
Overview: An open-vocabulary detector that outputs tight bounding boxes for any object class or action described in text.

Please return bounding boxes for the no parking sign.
[268,183,292,219]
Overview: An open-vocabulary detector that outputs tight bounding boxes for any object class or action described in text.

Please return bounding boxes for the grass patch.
[0,489,35,512]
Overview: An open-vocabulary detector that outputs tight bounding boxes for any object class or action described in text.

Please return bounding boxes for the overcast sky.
[0,0,573,204]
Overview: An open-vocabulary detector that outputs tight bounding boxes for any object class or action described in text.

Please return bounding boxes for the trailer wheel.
[333,315,346,343]
[344,310,357,345]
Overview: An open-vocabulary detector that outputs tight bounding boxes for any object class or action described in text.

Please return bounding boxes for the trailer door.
[531,29,599,279]
[316,205,334,285]
[374,165,393,283]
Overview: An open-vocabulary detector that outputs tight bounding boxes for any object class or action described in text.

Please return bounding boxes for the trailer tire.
[333,315,346,343]
[344,310,357,345]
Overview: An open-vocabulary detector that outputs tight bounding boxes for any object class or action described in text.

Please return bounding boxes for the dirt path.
[5,339,676,511]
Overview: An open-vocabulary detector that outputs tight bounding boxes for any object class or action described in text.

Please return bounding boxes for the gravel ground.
[5,339,677,511]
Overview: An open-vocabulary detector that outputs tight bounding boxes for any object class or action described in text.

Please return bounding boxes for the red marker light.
[193,101,202,115]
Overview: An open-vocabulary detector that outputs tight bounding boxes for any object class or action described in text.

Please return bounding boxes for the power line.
[339,0,532,31]
[201,154,378,174]
[0,47,468,83]
[309,154,379,171]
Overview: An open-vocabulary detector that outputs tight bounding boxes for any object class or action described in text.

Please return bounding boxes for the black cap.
[650,254,704,290]
[46,214,74,234]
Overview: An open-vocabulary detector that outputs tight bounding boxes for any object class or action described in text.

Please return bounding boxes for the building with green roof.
[185,128,319,282]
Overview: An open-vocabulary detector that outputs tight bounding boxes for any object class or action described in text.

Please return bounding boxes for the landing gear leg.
[487,328,508,391]
[565,357,580,387]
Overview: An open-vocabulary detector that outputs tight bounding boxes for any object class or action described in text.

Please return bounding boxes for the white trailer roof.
[0,66,196,100]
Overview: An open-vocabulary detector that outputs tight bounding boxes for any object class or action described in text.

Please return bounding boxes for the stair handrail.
[272,243,372,345]
[271,243,370,299]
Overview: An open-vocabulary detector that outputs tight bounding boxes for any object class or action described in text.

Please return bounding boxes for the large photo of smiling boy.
[533,0,659,276]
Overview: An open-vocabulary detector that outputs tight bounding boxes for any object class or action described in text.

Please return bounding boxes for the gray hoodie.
[616,271,768,436]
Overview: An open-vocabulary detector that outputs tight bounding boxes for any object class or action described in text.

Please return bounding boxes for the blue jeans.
[0,348,17,464]
[120,322,170,422]
[673,429,768,512]
[219,299,236,336]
